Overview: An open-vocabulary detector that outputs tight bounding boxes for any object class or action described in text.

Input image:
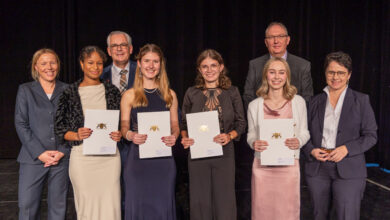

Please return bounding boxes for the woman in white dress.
[55,46,122,220]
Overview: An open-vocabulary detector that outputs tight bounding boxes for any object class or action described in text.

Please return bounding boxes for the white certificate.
[260,119,295,165]
[83,109,120,155]
[138,111,171,159]
[186,111,223,159]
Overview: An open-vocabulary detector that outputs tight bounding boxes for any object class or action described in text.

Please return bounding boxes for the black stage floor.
[1,159,389,220]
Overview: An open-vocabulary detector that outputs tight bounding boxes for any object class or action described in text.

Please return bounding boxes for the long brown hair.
[132,44,173,108]
[195,49,231,89]
[256,57,297,100]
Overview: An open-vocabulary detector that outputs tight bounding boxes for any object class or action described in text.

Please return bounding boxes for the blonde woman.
[15,48,68,219]
[247,57,310,220]
[120,44,179,220]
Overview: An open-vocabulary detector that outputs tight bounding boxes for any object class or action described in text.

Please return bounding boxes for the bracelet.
[125,131,133,141]
[228,132,234,141]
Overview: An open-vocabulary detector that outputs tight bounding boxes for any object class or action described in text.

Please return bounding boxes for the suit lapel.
[336,88,353,144]
[31,81,49,100]
[128,61,136,89]
[51,81,64,101]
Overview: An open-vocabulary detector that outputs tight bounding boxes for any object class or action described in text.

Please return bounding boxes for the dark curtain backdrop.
[1,0,389,170]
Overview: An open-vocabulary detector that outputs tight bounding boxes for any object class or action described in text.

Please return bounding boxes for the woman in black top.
[180,49,246,220]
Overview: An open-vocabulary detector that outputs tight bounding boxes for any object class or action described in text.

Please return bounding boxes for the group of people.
[15,22,377,220]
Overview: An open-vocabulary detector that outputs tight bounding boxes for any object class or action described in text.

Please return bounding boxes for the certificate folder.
[138,111,172,159]
[259,119,294,165]
[83,109,120,155]
[186,111,223,159]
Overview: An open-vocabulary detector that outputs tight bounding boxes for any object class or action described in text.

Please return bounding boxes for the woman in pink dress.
[247,57,310,220]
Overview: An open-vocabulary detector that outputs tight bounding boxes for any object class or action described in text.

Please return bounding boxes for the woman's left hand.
[328,145,348,162]
[162,135,177,147]
[285,138,300,150]
[214,133,231,146]
[110,131,122,142]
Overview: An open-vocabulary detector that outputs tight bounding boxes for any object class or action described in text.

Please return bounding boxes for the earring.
[139,71,143,77]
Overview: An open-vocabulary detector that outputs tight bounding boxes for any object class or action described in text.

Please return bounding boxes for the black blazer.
[54,79,121,148]
[15,80,68,164]
[101,60,137,89]
[302,88,377,179]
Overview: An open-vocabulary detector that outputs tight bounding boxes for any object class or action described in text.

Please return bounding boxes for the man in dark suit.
[102,30,136,94]
[243,22,313,107]
[101,31,137,218]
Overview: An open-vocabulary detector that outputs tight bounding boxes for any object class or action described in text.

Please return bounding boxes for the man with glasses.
[243,22,313,107]
[101,30,136,218]
[102,30,136,94]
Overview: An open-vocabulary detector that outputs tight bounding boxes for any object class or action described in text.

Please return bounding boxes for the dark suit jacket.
[243,53,313,107]
[101,60,137,89]
[302,88,377,179]
[15,80,68,164]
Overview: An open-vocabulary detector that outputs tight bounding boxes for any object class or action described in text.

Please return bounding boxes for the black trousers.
[188,144,236,220]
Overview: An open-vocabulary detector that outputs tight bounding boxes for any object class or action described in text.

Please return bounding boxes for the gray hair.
[265,22,289,37]
[106,31,132,47]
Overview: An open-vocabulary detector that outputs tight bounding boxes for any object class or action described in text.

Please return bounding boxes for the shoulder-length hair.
[195,49,231,89]
[31,48,61,81]
[132,44,173,108]
[256,57,297,100]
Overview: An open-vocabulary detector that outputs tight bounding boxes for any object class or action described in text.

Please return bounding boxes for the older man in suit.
[102,30,136,94]
[243,22,313,107]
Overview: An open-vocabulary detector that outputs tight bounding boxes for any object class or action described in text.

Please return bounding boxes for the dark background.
[1,0,389,170]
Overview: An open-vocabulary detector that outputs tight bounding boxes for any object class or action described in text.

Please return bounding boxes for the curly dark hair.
[79,46,107,64]
[195,49,231,89]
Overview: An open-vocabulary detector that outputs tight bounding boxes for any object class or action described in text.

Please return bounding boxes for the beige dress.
[69,84,121,220]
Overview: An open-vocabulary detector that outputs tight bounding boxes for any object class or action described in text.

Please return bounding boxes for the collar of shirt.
[111,62,130,76]
[111,62,130,89]
[323,85,348,116]
[270,51,288,60]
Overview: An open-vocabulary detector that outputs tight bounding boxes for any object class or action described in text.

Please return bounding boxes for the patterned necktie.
[119,69,128,94]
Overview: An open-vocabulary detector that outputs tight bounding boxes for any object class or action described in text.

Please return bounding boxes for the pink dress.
[251,101,300,220]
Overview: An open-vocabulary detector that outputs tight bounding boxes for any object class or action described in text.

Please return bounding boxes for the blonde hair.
[194,49,231,89]
[256,57,297,100]
[132,44,173,108]
[31,48,60,81]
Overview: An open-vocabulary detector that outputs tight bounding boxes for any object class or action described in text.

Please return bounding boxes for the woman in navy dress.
[120,44,180,220]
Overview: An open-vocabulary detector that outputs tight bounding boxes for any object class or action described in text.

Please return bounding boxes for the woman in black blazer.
[302,51,377,220]
[180,49,246,220]
[15,48,69,219]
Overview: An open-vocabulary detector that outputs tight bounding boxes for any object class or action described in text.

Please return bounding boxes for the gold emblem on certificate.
[271,132,282,139]
[149,125,160,131]
[199,125,209,132]
[96,123,107,129]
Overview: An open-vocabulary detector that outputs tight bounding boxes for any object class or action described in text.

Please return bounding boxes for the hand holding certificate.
[259,119,295,165]
[137,111,172,159]
[186,111,223,159]
[83,109,120,155]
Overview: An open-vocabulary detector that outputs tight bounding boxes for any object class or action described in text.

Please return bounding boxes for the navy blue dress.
[124,89,176,220]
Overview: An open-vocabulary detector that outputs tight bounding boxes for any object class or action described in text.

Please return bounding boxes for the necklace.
[144,88,158,93]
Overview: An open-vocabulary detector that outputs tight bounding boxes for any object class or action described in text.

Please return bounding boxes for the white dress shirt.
[270,51,288,60]
[111,62,130,90]
[321,86,348,149]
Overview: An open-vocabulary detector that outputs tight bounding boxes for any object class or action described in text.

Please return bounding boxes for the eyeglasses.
[265,35,288,40]
[200,63,220,72]
[326,71,348,77]
[110,43,129,49]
